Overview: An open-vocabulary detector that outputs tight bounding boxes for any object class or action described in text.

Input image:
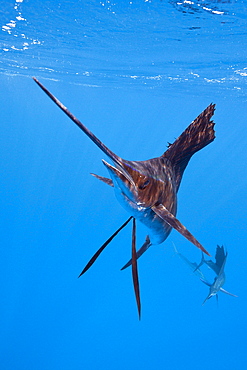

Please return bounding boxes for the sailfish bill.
[33,77,216,316]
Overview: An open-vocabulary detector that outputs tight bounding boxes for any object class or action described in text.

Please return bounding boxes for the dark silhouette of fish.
[194,244,225,274]
[200,246,237,304]
[33,77,215,318]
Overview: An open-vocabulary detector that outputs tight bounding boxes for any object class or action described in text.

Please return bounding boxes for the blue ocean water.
[1,1,247,369]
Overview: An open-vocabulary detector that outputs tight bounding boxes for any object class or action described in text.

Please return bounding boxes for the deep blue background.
[1,1,247,369]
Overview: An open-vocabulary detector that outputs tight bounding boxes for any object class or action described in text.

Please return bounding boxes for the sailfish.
[33,77,215,318]
[200,245,238,304]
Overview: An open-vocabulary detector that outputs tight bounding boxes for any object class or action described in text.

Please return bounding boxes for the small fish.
[33,77,215,317]
[200,246,237,305]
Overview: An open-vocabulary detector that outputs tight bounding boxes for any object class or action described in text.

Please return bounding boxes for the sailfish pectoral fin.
[131,218,141,319]
[91,173,114,187]
[78,216,133,277]
[121,235,152,270]
[152,204,210,256]
[220,288,238,297]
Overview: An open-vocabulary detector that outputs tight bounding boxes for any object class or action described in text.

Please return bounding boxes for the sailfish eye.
[138,179,150,190]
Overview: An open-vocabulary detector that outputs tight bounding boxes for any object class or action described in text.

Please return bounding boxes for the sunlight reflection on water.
[0,0,246,98]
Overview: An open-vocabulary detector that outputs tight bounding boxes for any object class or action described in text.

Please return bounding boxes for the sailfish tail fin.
[163,104,216,189]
